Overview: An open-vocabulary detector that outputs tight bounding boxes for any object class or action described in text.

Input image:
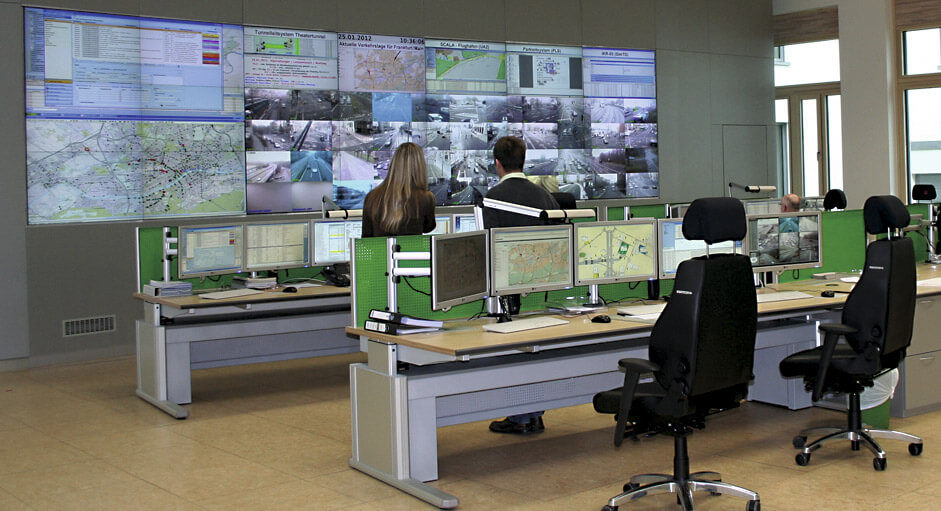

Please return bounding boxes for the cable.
[401,276,431,297]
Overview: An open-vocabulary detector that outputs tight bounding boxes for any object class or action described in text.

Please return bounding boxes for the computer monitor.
[430,231,489,310]
[177,224,244,278]
[658,218,742,280]
[742,198,780,216]
[453,213,479,233]
[244,221,310,272]
[311,219,363,264]
[429,215,450,235]
[746,211,823,272]
[489,224,574,295]
[573,219,657,286]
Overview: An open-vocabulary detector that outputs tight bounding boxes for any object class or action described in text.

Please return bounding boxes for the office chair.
[779,195,922,471]
[594,197,760,511]
[912,184,936,201]
[550,191,577,210]
[823,188,847,211]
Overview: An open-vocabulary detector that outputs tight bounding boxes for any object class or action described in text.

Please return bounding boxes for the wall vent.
[62,315,116,337]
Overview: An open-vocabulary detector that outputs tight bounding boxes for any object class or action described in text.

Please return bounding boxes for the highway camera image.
[293,120,332,151]
[413,94,450,122]
[246,151,291,183]
[448,95,511,122]
[522,123,558,149]
[447,150,495,205]
[522,96,560,122]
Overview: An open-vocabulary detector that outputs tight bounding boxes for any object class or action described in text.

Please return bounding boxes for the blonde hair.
[369,142,428,233]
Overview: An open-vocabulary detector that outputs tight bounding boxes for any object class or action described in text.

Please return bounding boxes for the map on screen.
[491,225,572,294]
[338,33,425,93]
[575,221,655,284]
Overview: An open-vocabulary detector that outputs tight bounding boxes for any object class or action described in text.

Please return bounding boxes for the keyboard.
[199,288,265,300]
[482,316,569,334]
[755,291,814,303]
[617,303,667,316]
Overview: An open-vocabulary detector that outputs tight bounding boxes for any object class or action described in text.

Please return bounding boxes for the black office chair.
[823,188,847,211]
[550,191,577,210]
[912,184,936,202]
[779,195,922,471]
[594,197,760,511]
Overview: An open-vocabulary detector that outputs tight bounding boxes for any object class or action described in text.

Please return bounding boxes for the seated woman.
[362,142,437,237]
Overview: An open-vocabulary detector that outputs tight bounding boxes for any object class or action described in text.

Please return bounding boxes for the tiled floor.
[1,353,939,510]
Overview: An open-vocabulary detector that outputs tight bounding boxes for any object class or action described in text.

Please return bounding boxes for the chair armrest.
[618,358,659,373]
[613,358,660,447]
[812,323,858,401]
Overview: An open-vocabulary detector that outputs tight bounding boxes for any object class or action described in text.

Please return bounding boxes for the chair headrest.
[682,197,747,244]
[912,184,937,201]
[863,195,910,234]
[823,189,846,210]
[550,192,576,209]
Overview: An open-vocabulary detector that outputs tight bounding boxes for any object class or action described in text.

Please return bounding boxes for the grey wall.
[2,0,774,366]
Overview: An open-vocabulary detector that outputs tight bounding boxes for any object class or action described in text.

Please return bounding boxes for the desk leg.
[350,341,458,509]
[135,310,189,419]
[408,396,439,482]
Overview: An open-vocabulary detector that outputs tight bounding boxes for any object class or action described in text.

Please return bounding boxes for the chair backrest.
[550,192,577,210]
[648,197,758,401]
[823,189,847,211]
[842,196,916,370]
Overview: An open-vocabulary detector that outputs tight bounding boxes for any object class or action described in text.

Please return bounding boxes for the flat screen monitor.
[178,224,244,278]
[746,212,823,272]
[573,220,657,285]
[312,219,363,264]
[658,218,742,280]
[453,213,479,233]
[430,231,489,310]
[244,221,310,271]
[742,198,780,216]
[489,224,573,295]
[429,215,450,235]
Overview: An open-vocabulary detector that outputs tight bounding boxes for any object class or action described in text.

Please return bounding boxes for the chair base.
[793,393,923,470]
[602,435,759,511]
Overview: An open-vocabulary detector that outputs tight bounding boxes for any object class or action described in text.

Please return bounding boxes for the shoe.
[489,416,546,435]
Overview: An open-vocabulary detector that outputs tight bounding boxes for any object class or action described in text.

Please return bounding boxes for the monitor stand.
[582,285,604,308]
[486,296,514,323]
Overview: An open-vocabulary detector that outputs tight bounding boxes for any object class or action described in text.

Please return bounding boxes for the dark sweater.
[483,175,560,228]
[361,189,437,237]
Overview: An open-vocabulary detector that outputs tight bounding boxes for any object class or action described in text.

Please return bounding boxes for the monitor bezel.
[430,230,490,310]
[176,223,246,279]
[242,220,312,272]
[572,218,658,286]
[311,218,363,265]
[488,223,574,296]
[656,218,744,280]
[745,211,824,273]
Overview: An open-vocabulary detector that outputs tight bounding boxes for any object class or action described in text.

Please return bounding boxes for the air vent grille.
[63,315,116,337]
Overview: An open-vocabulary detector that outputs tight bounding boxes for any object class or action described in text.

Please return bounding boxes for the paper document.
[917,277,941,287]
[616,303,667,316]
[840,276,860,283]
[613,312,661,322]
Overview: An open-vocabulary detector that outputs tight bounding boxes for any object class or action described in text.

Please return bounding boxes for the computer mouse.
[282,286,298,293]
[821,290,835,298]
[591,314,611,323]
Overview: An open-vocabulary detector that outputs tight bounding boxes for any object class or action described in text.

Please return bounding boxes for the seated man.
[781,193,800,212]
[484,136,559,435]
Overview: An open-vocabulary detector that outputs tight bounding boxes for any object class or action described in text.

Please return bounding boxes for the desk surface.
[133,284,351,309]
[346,263,941,358]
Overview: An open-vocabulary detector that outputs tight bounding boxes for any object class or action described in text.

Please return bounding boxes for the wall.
[1,0,774,366]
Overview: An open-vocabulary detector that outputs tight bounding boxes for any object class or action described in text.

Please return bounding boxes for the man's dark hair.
[493,136,526,172]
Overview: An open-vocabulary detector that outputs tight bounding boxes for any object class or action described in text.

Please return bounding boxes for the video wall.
[24,7,658,224]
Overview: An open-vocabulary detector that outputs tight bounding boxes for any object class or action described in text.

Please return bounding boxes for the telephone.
[322,265,351,287]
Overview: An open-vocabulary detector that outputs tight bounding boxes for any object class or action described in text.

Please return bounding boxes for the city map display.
[338,33,425,93]
[27,120,245,223]
[575,222,655,284]
[491,227,573,293]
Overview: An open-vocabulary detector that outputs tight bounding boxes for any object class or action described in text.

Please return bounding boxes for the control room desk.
[346,295,845,509]
[134,285,354,419]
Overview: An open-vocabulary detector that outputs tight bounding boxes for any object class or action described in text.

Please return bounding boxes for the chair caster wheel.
[792,436,806,449]
[747,500,761,511]
[909,443,923,456]
[795,452,811,466]
[623,482,639,492]
[601,505,618,511]
[873,457,887,471]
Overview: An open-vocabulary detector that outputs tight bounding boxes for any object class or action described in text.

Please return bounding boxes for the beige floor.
[0,353,939,510]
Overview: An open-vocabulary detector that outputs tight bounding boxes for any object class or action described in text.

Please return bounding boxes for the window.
[774,39,842,198]
[901,27,941,198]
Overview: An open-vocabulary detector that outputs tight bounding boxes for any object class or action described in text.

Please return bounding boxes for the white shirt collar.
[498,172,528,184]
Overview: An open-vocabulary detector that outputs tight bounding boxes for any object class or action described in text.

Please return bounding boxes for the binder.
[363,320,439,335]
[368,309,444,328]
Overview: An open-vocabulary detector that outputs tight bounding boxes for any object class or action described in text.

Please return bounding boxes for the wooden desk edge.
[133,285,351,308]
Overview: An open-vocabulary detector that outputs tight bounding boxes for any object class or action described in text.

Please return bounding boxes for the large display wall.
[24,7,658,224]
